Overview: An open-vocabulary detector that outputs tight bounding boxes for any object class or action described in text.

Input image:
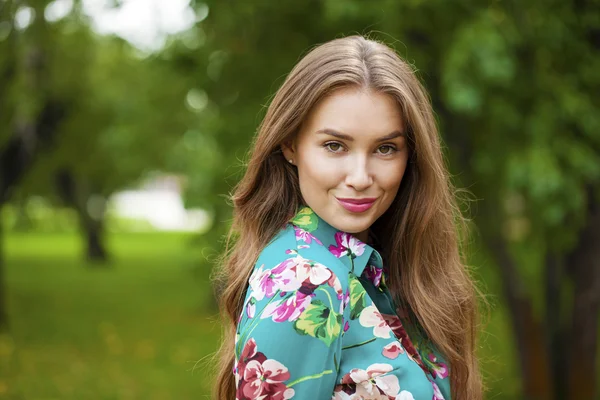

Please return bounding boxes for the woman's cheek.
[379,160,406,190]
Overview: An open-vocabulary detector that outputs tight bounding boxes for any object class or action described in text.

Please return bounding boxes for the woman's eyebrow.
[377,130,405,141]
[316,128,405,142]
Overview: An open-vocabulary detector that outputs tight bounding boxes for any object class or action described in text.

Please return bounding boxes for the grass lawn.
[0,231,530,399]
[1,232,220,400]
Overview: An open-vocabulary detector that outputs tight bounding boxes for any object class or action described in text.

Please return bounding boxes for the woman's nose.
[344,155,373,191]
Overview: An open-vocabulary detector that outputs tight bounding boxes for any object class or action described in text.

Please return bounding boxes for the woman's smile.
[336,197,378,213]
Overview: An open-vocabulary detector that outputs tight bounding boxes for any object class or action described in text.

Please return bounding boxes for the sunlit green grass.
[1,232,219,399]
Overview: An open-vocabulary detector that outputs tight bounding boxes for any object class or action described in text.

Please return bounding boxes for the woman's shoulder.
[253,222,351,287]
[254,223,297,264]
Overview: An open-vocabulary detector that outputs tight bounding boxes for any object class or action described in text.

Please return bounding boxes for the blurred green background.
[1,0,599,399]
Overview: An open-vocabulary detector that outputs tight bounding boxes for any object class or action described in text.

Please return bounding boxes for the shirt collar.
[289,206,384,284]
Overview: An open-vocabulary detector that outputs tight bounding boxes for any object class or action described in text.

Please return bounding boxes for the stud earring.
[288,159,293,164]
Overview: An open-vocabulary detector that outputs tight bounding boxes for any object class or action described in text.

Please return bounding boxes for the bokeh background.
[1,0,599,399]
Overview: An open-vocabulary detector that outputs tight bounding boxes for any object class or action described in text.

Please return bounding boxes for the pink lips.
[336,197,377,213]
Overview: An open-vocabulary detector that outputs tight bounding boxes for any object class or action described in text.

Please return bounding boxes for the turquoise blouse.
[234,206,451,399]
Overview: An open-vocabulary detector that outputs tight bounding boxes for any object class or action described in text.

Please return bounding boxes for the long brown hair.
[211,35,483,399]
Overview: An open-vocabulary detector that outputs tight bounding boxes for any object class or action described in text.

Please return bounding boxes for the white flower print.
[359,305,392,338]
[339,363,401,399]
[294,257,332,286]
[395,390,416,400]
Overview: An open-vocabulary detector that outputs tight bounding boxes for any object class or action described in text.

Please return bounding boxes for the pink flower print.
[234,362,240,388]
[382,313,424,369]
[294,258,332,286]
[427,352,449,379]
[261,292,313,322]
[241,359,295,400]
[382,313,402,333]
[343,287,350,307]
[270,259,304,292]
[363,264,383,287]
[236,339,295,400]
[327,274,344,300]
[382,341,405,359]
[294,226,323,245]
[248,265,271,301]
[237,338,267,374]
[339,287,350,314]
[246,298,256,319]
[340,363,400,398]
[234,336,240,385]
[431,381,445,400]
[249,259,303,302]
[359,305,392,338]
[329,231,366,259]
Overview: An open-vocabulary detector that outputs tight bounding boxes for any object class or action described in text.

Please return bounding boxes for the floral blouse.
[234,206,451,399]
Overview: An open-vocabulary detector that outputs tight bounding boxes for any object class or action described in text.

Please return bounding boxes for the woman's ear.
[280,140,296,164]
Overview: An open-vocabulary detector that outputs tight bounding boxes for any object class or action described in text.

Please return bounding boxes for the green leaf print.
[294,300,341,347]
[349,273,367,320]
[290,206,319,232]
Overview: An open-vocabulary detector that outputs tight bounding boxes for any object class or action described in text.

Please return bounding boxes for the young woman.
[213,35,483,399]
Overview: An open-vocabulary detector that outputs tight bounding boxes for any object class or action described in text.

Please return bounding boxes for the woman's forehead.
[299,87,405,141]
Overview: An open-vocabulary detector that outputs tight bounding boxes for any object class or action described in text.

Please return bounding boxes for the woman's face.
[282,86,409,242]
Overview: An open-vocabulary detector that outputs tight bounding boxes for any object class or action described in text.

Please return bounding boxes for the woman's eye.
[324,142,343,152]
[323,142,396,155]
[378,145,396,155]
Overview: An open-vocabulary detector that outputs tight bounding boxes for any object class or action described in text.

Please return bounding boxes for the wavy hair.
[212,35,484,399]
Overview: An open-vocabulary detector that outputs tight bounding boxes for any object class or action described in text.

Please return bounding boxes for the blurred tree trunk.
[55,169,109,263]
[85,218,107,262]
[0,2,65,330]
[544,253,567,399]
[479,189,600,400]
[565,2,600,397]
[565,188,600,399]
[486,234,553,400]
[563,3,600,396]
[0,0,17,333]
[0,216,7,332]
